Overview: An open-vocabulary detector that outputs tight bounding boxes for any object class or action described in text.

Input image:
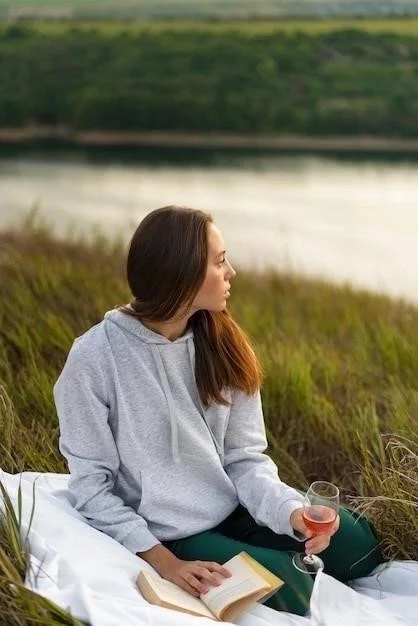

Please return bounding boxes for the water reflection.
[1,146,418,303]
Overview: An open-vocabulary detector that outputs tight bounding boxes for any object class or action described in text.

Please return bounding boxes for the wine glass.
[292,480,339,574]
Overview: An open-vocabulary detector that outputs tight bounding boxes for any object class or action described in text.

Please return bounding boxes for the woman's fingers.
[305,535,330,554]
[194,565,226,586]
[305,513,341,553]
[182,562,232,595]
[330,515,341,535]
[196,561,232,578]
[182,572,208,596]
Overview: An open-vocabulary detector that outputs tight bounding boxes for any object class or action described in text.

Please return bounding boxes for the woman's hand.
[138,545,232,597]
[159,556,232,597]
[290,508,340,554]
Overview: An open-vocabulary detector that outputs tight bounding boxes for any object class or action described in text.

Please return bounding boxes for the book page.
[240,553,283,591]
[141,572,214,619]
[205,577,260,620]
[202,553,268,618]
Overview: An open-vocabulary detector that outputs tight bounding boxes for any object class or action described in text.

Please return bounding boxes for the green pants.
[162,503,383,616]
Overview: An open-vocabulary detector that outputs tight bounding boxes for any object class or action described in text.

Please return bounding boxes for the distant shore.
[2,127,418,152]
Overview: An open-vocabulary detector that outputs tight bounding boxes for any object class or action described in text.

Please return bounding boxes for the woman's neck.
[140,316,189,342]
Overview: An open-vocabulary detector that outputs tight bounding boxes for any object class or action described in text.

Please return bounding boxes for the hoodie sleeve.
[54,338,160,554]
[223,389,305,540]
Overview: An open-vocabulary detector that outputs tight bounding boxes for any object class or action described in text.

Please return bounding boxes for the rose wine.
[302,505,336,534]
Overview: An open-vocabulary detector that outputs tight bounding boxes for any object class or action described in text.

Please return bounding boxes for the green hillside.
[1,0,418,20]
[5,17,418,36]
[1,24,418,138]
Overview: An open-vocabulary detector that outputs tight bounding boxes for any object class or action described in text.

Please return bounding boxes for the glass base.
[292,553,324,575]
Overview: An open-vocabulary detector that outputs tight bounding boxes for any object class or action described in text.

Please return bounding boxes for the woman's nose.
[227,261,237,278]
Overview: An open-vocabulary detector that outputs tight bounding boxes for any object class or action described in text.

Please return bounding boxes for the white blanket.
[0,470,417,626]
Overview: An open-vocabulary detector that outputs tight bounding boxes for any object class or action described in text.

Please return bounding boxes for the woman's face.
[191,222,236,313]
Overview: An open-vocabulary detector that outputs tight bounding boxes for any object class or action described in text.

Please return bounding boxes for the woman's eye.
[219,258,226,265]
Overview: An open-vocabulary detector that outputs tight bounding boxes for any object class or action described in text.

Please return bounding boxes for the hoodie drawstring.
[150,339,223,465]
[150,345,180,464]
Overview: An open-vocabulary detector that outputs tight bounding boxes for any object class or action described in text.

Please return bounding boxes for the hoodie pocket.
[137,462,174,519]
[136,453,222,521]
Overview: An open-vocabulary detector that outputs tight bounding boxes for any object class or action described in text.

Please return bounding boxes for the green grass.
[11,17,418,37]
[0,211,417,622]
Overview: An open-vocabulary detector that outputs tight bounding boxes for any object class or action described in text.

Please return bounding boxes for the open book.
[136,551,283,623]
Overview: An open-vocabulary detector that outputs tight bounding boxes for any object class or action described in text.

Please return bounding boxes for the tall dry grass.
[0,214,417,622]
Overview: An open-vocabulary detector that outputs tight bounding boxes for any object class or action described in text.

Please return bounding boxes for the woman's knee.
[321,506,383,581]
[264,552,313,616]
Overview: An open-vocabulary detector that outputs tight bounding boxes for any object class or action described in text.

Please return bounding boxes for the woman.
[54,205,383,616]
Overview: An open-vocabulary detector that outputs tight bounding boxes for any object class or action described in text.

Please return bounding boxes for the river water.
[1,147,417,304]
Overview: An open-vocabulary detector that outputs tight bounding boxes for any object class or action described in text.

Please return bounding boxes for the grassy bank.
[12,18,418,36]
[0,216,417,622]
[5,128,418,152]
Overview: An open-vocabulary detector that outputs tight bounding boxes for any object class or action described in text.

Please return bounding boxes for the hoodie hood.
[104,306,194,345]
[103,307,205,464]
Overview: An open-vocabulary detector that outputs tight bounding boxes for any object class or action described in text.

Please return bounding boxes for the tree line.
[1,23,418,137]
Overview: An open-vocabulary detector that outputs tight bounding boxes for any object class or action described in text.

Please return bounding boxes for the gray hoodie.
[54,308,305,554]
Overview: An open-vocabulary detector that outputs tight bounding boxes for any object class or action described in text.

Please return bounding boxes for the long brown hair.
[119,206,263,407]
